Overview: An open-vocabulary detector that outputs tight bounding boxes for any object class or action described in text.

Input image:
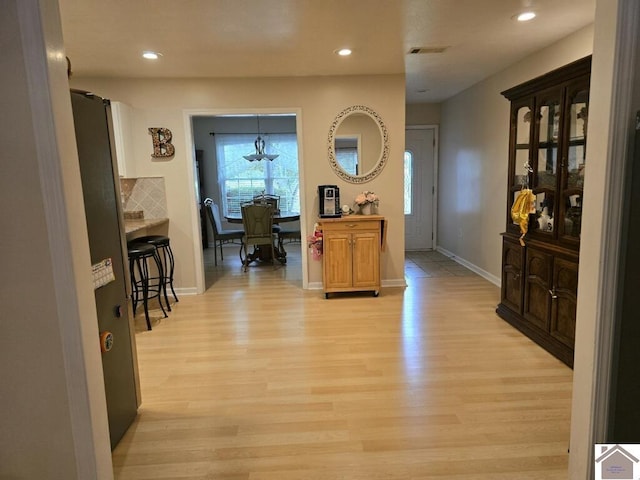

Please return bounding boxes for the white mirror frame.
[327,105,389,184]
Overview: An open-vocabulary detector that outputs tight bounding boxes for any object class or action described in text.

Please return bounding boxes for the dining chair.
[240,203,277,272]
[252,193,280,211]
[203,198,244,266]
[252,193,281,233]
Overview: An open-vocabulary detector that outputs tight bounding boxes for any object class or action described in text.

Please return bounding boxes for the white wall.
[1,0,112,478]
[69,75,407,292]
[570,0,640,477]
[406,103,441,126]
[438,25,594,280]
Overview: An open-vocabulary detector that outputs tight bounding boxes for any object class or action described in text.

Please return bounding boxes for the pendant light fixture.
[243,115,279,162]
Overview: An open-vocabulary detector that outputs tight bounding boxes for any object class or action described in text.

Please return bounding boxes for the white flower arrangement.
[354,191,379,206]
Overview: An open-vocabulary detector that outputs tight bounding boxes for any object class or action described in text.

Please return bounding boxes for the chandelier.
[243,116,279,162]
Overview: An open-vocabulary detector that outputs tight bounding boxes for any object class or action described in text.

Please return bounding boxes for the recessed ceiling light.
[516,11,536,22]
[336,48,352,56]
[142,51,162,60]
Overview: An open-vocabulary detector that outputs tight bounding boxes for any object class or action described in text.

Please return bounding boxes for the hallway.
[117,246,573,479]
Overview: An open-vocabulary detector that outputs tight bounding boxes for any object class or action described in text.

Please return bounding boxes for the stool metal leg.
[129,237,177,325]
[129,251,165,330]
[165,245,179,303]
[151,249,170,315]
[140,256,152,330]
[129,257,140,316]
[137,256,152,331]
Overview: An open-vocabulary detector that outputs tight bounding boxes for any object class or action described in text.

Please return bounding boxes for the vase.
[360,203,372,215]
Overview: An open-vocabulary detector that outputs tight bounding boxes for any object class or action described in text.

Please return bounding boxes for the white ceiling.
[58,0,595,103]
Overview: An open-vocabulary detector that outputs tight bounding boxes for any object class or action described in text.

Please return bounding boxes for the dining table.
[225,211,300,225]
[225,211,300,265]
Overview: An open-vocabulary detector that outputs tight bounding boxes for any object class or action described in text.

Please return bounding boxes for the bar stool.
[127,242,168,330]
[135,235,178,310]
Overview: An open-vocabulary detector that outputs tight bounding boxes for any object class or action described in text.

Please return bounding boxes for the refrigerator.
[70,90,139,449]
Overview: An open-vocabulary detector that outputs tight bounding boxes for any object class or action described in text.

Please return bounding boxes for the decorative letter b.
[148,127,175,158]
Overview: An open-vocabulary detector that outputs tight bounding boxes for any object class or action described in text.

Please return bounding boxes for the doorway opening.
[188,111,305,292]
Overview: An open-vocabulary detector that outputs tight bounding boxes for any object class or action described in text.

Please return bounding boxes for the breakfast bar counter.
[124,218,169,241]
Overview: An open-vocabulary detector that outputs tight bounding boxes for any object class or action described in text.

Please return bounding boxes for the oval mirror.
[328,105,389,184]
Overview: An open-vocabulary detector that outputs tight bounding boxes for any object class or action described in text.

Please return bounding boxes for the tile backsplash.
[120,177,167,218]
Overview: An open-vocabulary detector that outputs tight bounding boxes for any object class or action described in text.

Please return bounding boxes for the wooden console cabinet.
[496,56,590,367]
[319,215,384,298]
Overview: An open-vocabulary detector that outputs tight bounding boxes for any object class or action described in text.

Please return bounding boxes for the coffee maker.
[318,185,341,218]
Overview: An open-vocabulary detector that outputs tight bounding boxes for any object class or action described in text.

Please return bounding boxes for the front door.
[405,128,435,250]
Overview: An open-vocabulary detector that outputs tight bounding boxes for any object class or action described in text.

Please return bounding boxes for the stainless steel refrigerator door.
[71,91,138,449]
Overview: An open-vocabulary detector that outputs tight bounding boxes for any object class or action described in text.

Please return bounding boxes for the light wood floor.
[115,245,573,479]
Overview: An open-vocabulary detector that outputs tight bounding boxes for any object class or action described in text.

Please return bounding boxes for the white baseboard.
[174,287,199,296]
[382,278,408,288]
[435,246,500,286]
[307,281,324,290]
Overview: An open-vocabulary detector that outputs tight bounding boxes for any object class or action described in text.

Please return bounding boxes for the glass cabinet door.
[560,84,589,241]
[533,90,562,235]
[514,105,533,186]
[510,103,534,228]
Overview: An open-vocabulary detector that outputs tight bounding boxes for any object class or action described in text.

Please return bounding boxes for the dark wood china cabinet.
[496,56,591,367]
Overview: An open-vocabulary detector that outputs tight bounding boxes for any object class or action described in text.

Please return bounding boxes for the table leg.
[243,242,288,265]
[275,241,287,264]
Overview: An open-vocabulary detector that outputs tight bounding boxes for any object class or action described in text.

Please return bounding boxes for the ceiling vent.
[408,46,449,54]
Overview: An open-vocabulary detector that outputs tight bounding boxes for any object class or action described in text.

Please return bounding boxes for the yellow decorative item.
[511,189,536,246]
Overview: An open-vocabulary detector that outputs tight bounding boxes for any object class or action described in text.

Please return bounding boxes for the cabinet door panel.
[550,258,578,347]
[535,91,561,188]
[523,248,552,331]
[513,101,534,187]
[352,233,380,287]
[501,237,524,313]
[559,80,589,244]
[323,234,352,288]
[531,88,562,239]
[506,99,535,235]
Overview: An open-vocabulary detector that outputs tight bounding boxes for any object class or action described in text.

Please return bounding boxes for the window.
[404,150,413,215]
[335,136,359,175]
[335,147,358,175]
[215,133,300,216]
